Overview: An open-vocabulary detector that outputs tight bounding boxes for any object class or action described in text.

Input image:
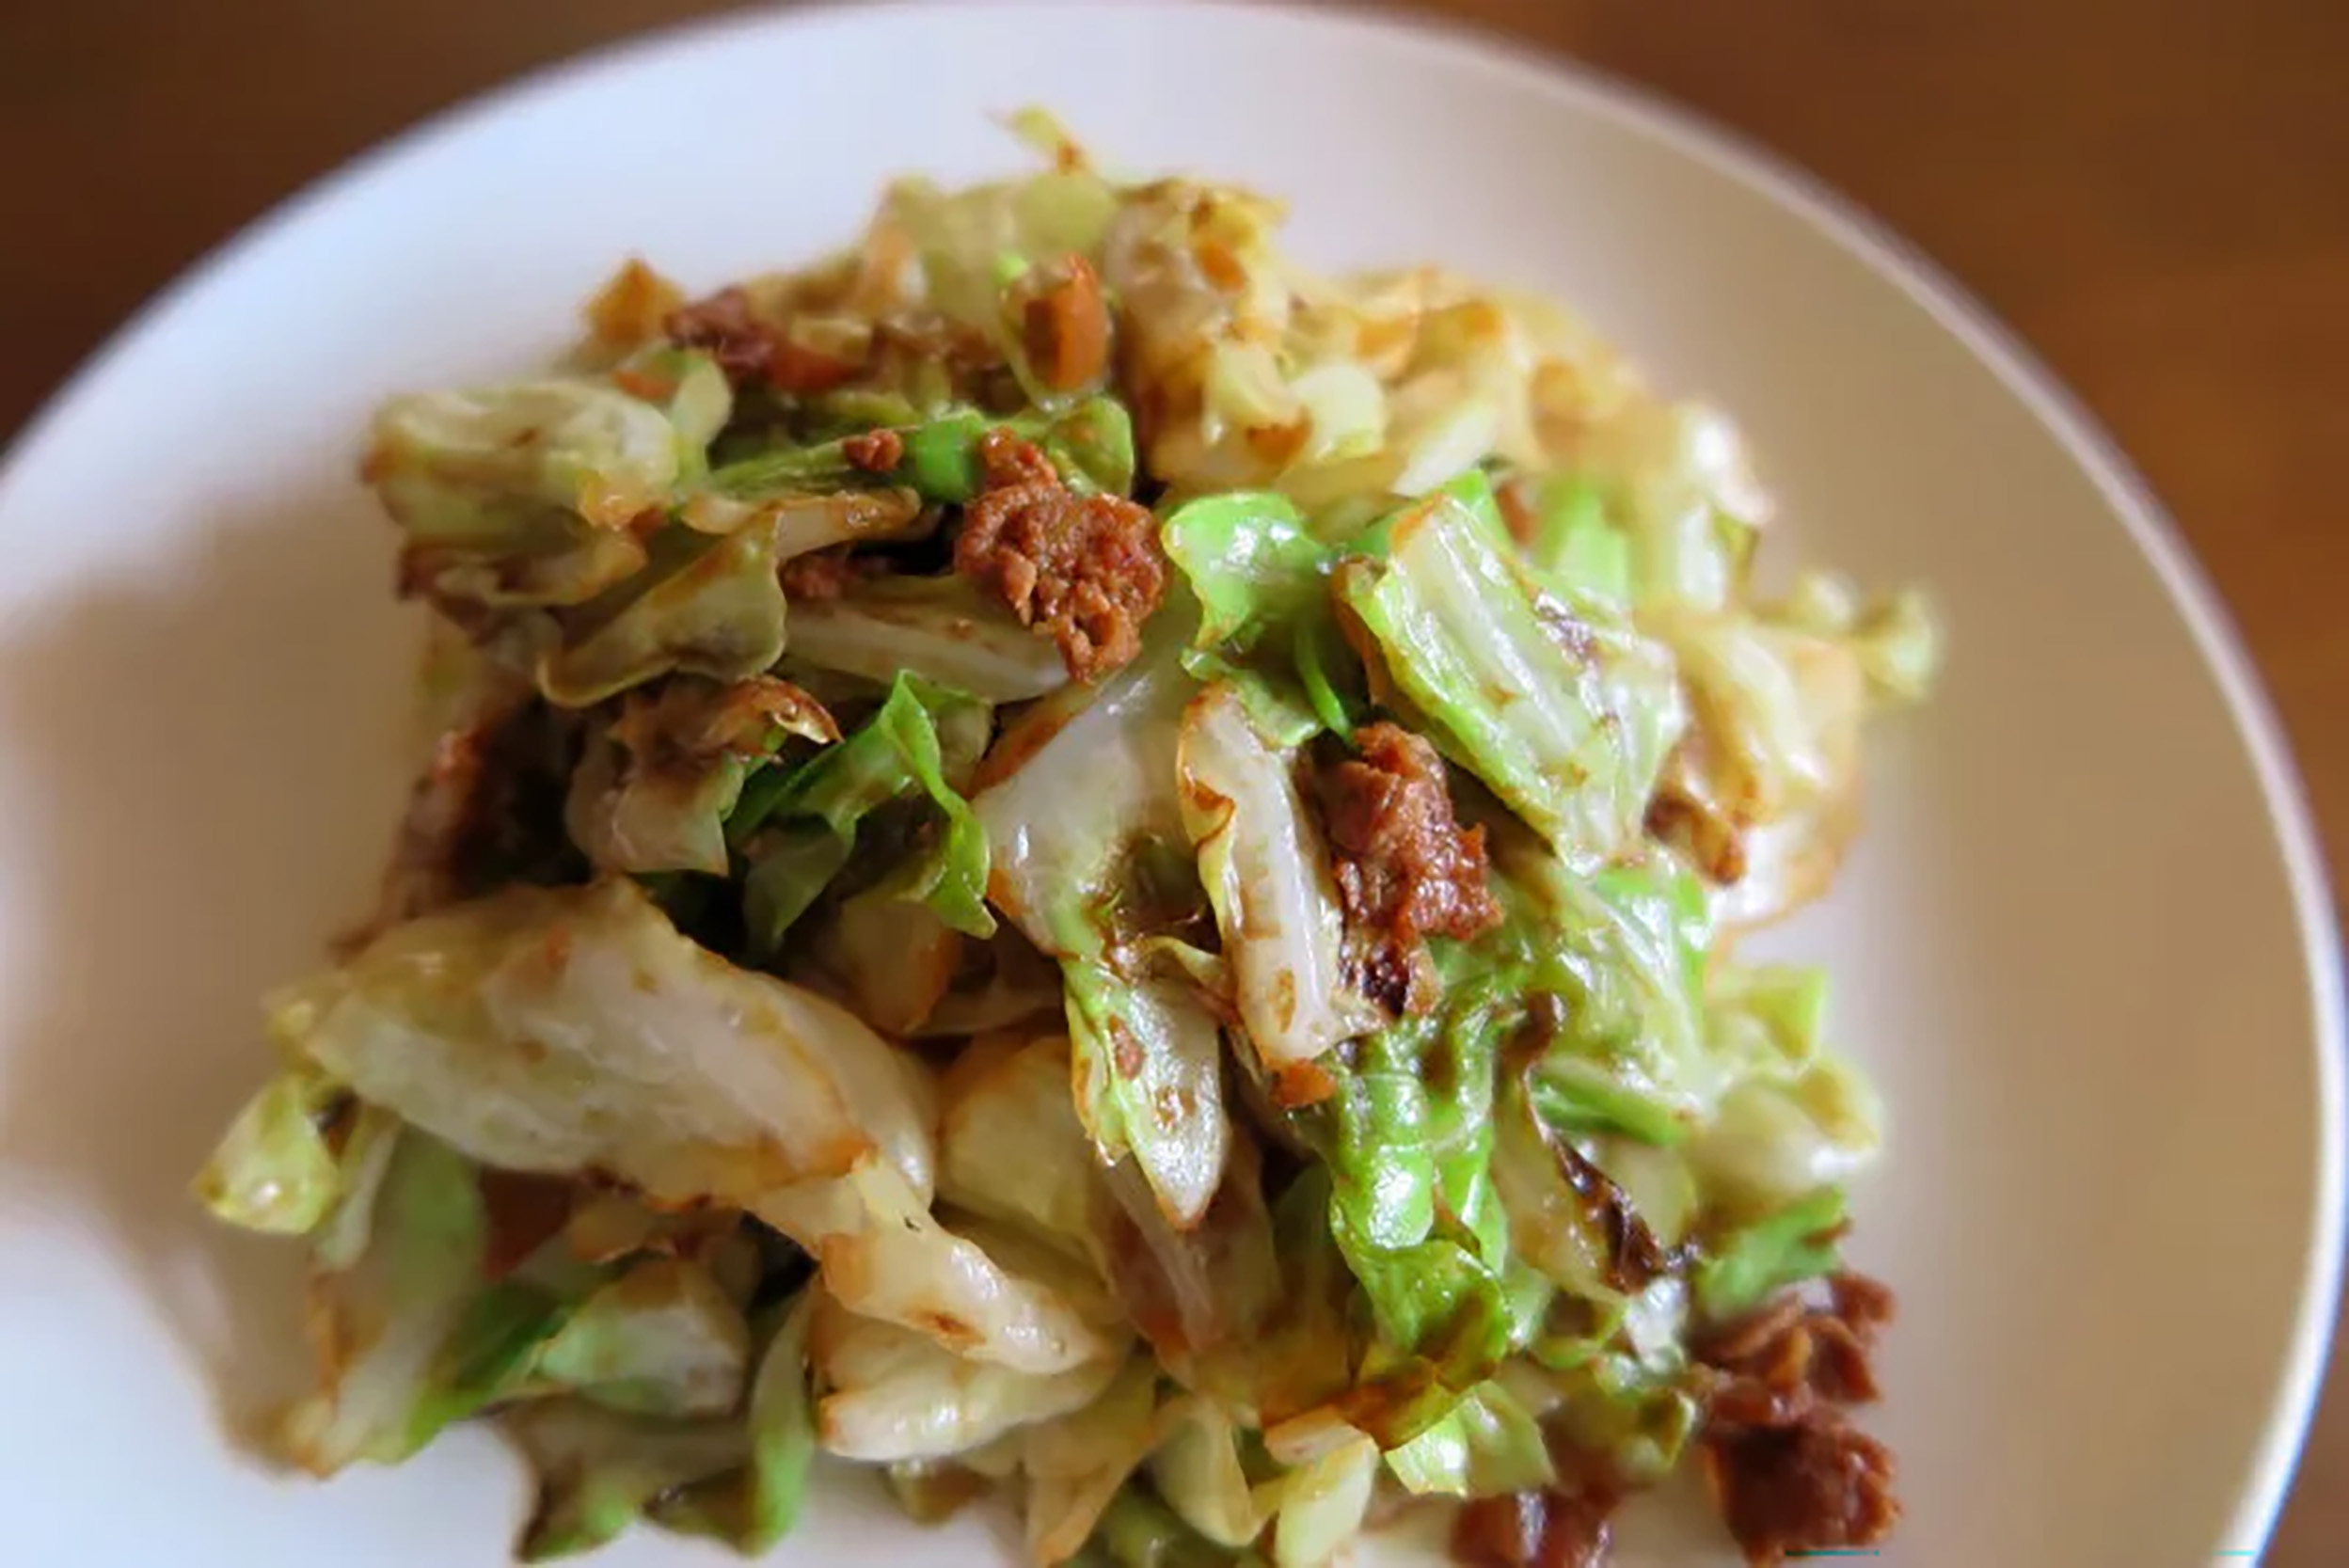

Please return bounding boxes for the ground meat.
[665,286,862,392]
[841,426,904,473]
[1312,723,1503,1014]
[1829,1271,1897,1337]
[1703,1421,1898,1567]
[1451,1490,1616,1568]
[977,427,1058,487]
[664,286,776,385]
[1695,1271,1894,1428]
[780,547,885,602]
[1694,1273,1901,1564]
[953,429,1167,682]
[765,334,862,394]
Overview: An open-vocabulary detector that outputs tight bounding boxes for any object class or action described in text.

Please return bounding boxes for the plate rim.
[2,0,2340,1555]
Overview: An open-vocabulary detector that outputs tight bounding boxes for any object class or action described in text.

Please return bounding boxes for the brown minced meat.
[1451,1489,1616,1568]
[1312,722,1503,1014]
[780,548,887,602]
[840,426,905,473]
[664,286,861,393]
[1694,1273,1901,1565]
[953,429,1167,683]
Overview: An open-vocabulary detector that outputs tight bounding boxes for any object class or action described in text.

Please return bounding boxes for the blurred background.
[3,0,2342,1558]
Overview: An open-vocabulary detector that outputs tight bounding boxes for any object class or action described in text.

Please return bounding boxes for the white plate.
[0,4,2337,1564]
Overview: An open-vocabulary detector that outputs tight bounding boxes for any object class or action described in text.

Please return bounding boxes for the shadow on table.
[0,481,415,1441]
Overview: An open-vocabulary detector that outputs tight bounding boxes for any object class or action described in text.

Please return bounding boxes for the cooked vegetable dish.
[195,112,1936,1567]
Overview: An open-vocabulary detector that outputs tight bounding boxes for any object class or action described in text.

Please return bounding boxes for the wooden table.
[4,0,2342,1557]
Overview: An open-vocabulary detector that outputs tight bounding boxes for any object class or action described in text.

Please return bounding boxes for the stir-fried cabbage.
[938,1033,1114,1263]
[534,1258,751,1418]
[197,107,1932,1568]
[370,366,724,620]
[193,1069,347,1234]
[1159,488,1357,739]
[1336,474,1685,869]
[811,1294,1124,1463]
[565,674,838,877]
[730,672,994,953]
[785,577,1071,702]
[1016,1359,1169,1563]
[974,636,1234,1229]
[273,878,935,1205]
[1177,682,1374,1098]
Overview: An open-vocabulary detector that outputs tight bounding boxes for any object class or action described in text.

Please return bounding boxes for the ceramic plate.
[0,4,2337,1564]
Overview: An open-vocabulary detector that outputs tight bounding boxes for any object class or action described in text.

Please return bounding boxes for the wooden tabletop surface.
[4,0,2343,1558]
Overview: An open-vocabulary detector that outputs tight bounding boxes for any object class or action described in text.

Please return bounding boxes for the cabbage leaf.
[1159,489,1357,738]
[811,1295,1123,1463]
[192,1069,345,1235]
[1336,474,1684,867]
[369,366,725,615]
[535,1257,751,1418]
[784,577,1071,702]
[654,1290,819,1550]
[565,675,837,877]
[278,1131,500,1474]
[505,1399,747,1560]
[973,638,1231,1228]
[730,672,994,952]
[276,878,935,1209]
[1177,682,1370,1100]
